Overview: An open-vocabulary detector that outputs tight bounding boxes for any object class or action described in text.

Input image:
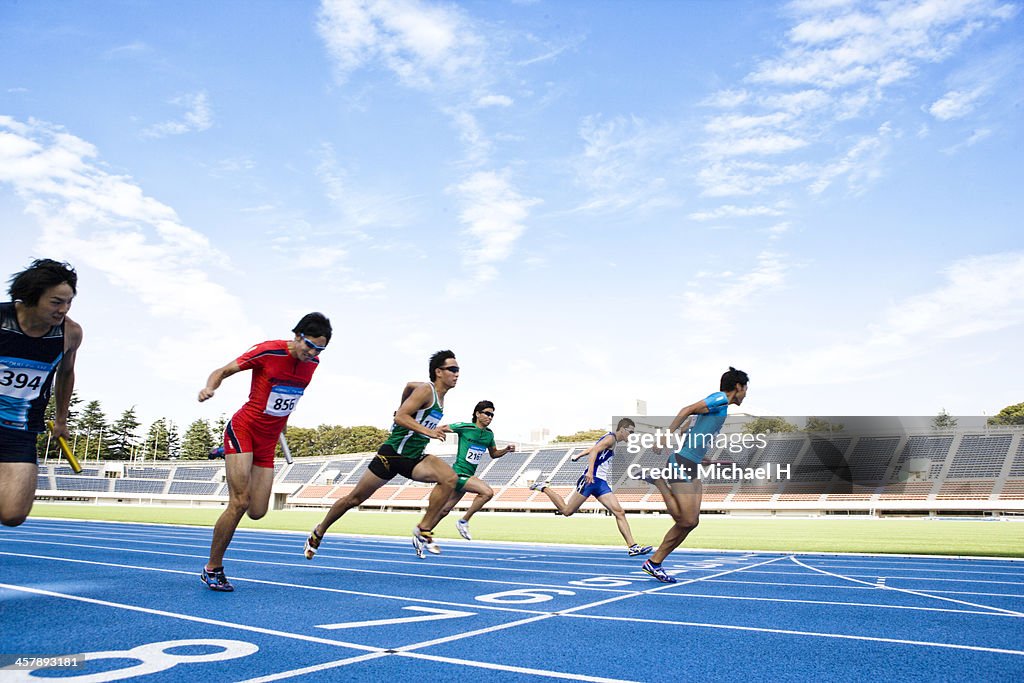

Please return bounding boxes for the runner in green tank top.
[433,400,516,543]
[305,350,461,561]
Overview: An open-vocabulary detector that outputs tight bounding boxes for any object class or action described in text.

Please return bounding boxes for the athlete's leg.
[596,491,637,547]
[651,475,682,520]
[541,487,587,517]
[244,465,276,521]
[410,455,458,532]
[459,477,494,522]
[315,468,388,537]
[437,490,466,523]
[650,478,702,564]
[207,452,255,569]
[0,462,38,527]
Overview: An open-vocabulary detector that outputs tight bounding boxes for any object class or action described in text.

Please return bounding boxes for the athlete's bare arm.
[198,360,242,402]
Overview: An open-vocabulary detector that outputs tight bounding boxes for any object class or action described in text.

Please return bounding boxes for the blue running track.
[1,518,1023,681]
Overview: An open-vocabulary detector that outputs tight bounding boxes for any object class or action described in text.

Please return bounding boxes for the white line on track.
[0,532,687,584]
[559,613,1024,656]
[789,556,1024,617]
[0,582,379,652]
[0,550,548,616]
[0,537,648,592]
[706,577,1024,598]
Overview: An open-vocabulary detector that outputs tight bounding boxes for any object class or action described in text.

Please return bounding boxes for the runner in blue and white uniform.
[642,366,749,583]
[0,259,83,527]
[530,418,653,556]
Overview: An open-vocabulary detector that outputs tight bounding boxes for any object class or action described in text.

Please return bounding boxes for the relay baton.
[278,433,294,464]
[47,420,82,474]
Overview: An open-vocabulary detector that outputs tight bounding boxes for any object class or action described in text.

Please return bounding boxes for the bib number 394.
[264,385,303,417]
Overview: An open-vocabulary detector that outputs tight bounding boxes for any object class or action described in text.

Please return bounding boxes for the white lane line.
[706,578,1024,599]
[396,650,642,683]
[0,538,642,593]
[0,550,546,616]
[647,589,1019,617]
[790,556,1024,617]
[236,652,391,683]
[0,582,379,652]
[559,612,1024,656]
[6,527,725,576]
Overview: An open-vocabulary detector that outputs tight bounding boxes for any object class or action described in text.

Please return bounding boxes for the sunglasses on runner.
[300,334,327,352]
[480,411,495,417]
[442,366,460,374]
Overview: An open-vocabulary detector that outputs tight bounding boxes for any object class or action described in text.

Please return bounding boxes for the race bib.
[265,385,304,417]
[0,356,54,401]
[466,443,487,465]
[422,408,442,431]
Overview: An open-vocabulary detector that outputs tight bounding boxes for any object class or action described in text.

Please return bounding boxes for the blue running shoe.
[628,544,654,556]
[201,566,234,592]
[642,559,677,583]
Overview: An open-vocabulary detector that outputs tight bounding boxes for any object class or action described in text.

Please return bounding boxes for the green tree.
[74,400,109,461]
[165,420,182,460]
[281,424,390,457]
[553,429,608,443]
[107,406,142,460]
[932,408,958,430]
[143,418,175,460]
[181,419,216,460]
[743,416,798,434]
[987,402,1024,426]
[803,417,844,433]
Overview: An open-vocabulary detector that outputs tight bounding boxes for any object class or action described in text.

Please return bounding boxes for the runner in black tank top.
[0,259,83,527]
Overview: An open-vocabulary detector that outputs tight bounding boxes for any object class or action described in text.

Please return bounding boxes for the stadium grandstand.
[35,422,1024,516]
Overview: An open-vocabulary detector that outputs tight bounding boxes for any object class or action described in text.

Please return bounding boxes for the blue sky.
[2,0,1022,443]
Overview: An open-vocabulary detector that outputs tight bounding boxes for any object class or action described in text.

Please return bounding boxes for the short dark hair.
[293,312,332,343]
[473,400,494,422]
[8,259,77,307]
[720,366,749,392]
[616,417,635,431]
[429,349,456,381]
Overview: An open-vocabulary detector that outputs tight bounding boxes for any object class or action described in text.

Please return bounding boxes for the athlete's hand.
[426,428,447,441]
[506,443,516,453]
[50,419,71,441]
[570,451,586,462]
[585,471,594,485]
[198,387,215,402]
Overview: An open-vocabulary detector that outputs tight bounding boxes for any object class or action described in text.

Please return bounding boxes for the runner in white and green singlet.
[305,350,461,560]
[434,400,516,542]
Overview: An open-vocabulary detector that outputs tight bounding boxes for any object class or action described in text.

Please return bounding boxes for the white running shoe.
[456,519,472,541]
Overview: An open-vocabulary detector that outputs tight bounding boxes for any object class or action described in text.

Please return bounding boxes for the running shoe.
[201,566,234,592]
[628,544,654,557]
[528,479,549,492]
[641,559,677,584]
[412,526,432,559]
[304,526,323,560]
[426,539,442,555]
[456,519,472,541]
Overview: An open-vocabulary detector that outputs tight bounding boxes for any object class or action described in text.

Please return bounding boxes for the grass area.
[30,504,1024,557]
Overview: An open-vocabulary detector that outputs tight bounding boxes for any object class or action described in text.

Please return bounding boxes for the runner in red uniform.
[197,312,331,591]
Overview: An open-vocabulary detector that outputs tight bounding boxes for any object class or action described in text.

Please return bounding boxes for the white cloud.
[762,251,1024,385]
[317,0,489,91]
[688,205,786,222]
[477,94,513,107]
[142,92,213,138]
[928,87,985,120]
[809,121,895,194]
[0,117,259,374]
[695,0,1015,199]
[448,170,540,292]
[942,127,992,153]
[573,115,683,212]
[678,251,792,335]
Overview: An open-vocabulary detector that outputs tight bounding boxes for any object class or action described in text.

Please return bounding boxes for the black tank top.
[0,302,65,433]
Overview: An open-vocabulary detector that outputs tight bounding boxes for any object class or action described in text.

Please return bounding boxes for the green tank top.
[449,422,496,477]
[384,383,443,458]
